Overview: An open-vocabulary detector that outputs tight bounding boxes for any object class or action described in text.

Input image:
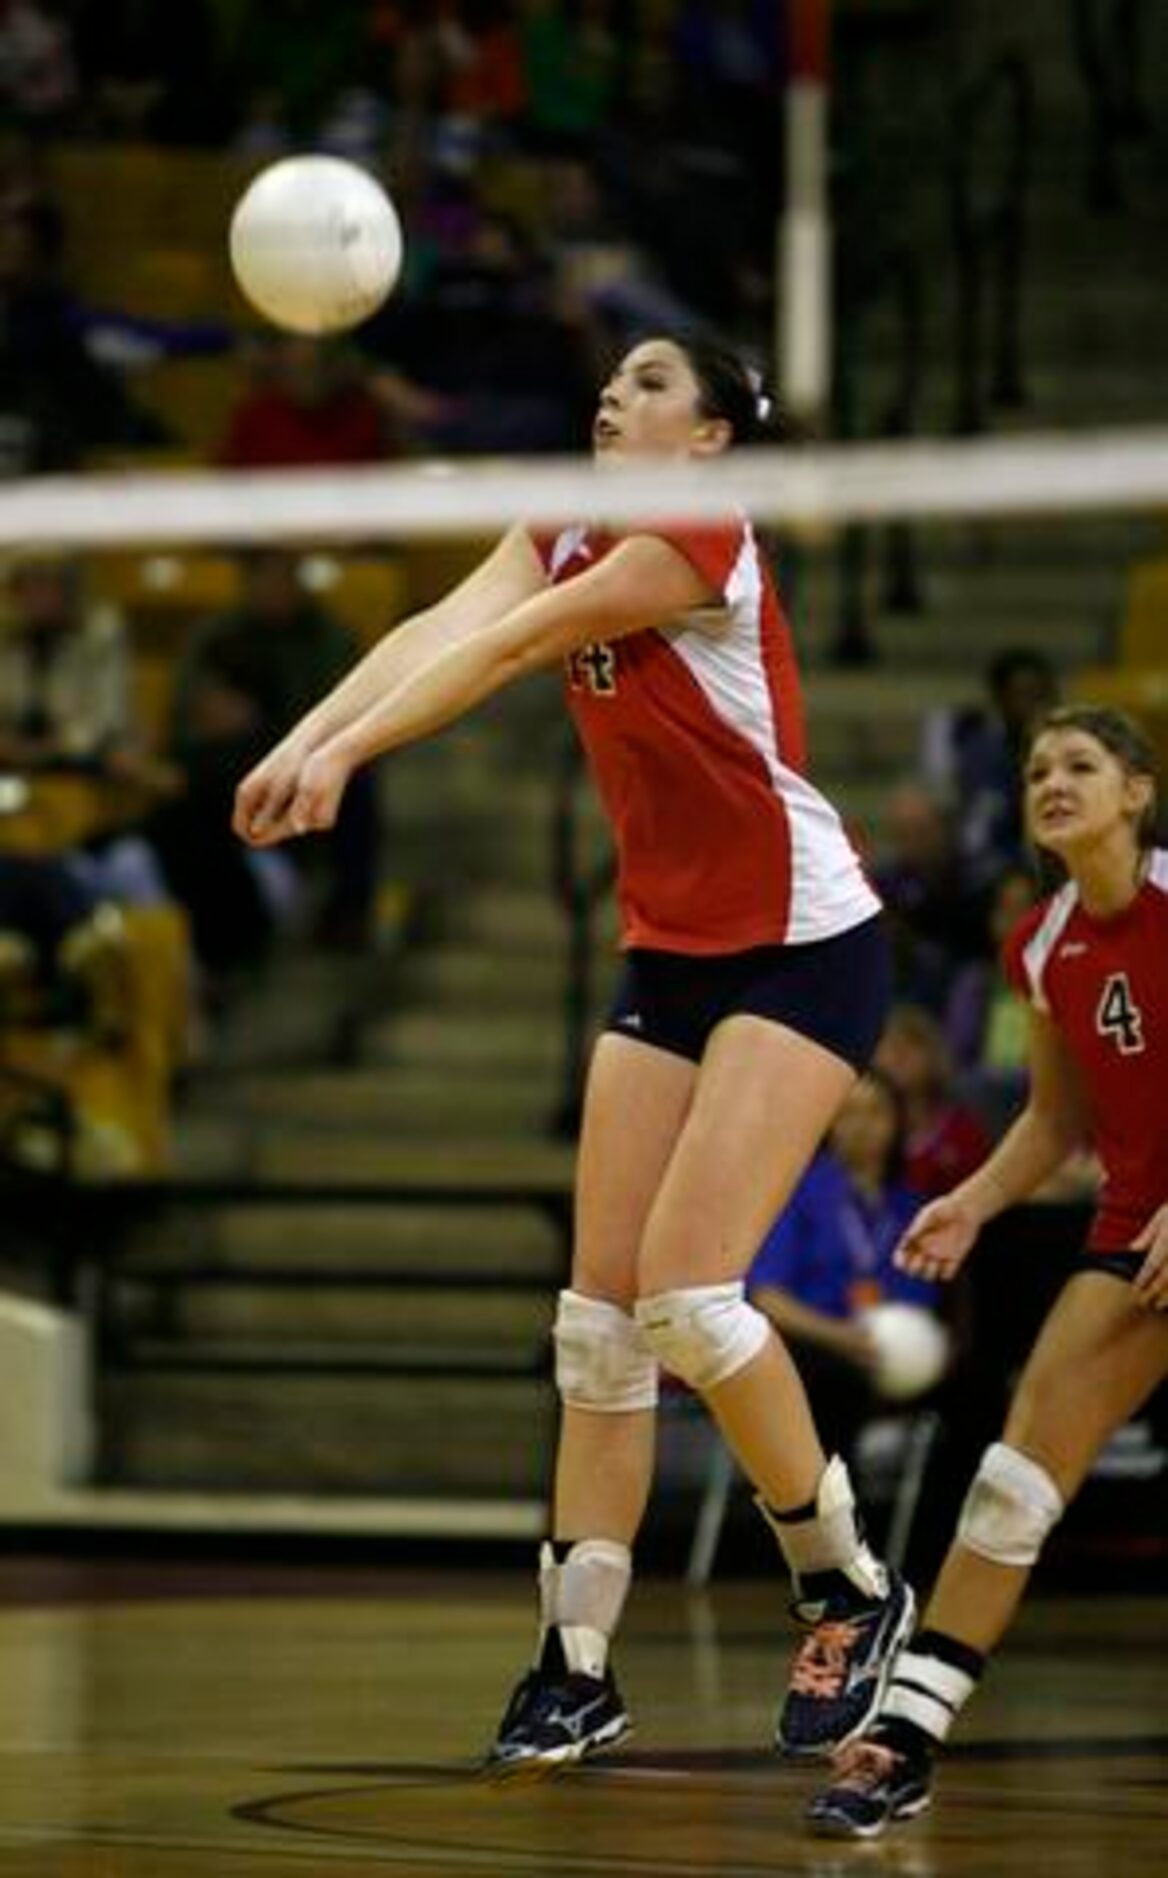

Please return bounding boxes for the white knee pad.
[957,1441,1063,1567]
[553,1289,659,1412]
[634,1281,770,1391]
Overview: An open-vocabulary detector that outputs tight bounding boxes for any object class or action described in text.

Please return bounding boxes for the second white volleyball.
[229,156,403,335]
[864,1303,950,1402]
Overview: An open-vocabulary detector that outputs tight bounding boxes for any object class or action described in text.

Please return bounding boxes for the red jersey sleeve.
[626,518,744,597]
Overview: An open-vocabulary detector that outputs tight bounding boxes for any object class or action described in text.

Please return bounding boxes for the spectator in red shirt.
[217,334,392,469]
[874,1003,991,1198]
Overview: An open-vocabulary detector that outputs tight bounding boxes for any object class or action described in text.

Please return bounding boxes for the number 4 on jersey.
[1095,972,1145,1055]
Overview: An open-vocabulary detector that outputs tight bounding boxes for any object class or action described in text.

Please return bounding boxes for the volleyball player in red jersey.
[811,705,1168,1839]
[234,334,913,1770]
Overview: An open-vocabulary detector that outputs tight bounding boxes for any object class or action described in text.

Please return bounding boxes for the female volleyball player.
[233,333,913,1769]
[811,705,1168,1838]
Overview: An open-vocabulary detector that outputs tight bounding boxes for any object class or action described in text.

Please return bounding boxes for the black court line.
[232,1737,1168,1870]
[265,1733,1168,1779]
[234,1785,792,1878]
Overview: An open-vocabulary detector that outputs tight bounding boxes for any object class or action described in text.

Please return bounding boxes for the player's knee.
[553,1288,659,1412]
[634,1281,770,1392]
[957,1440,1064,1567]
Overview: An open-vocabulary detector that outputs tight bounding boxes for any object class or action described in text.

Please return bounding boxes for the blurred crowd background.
[0,0,1164,1572]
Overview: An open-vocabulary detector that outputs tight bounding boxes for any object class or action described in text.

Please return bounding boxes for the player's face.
[592,341,730,464]
[1025,728,1150,857]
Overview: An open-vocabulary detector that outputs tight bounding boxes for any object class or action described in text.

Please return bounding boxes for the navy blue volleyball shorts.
[604,915,892,1072]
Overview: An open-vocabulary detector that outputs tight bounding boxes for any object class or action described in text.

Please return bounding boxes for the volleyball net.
[0,426,1163,772]
[0,428,1166,546]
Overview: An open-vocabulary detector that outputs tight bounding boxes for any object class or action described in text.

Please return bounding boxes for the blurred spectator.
[748,1070,939,1463]
[153,549,381,970]
[0,551,192,1170]
[0,183,170,471]
[0,868,192,1174]
[946,856,1036,1081]
[872,781,986,1013]
[673,0,779,169]
[432,0,526,134]
[363,200,594,450]
[0,553,135,772]
[622,0,678,137]
[229,0,440,153]
[920,647,1060,889]
[0,125,232,381]
[0,550,178,904]
[71,0,225,143]
[0,849,94,1005]
[603,0,779,328]
[541,155,701,350]
[874,1003,992,1197]
[520,0,619,151]
[230,85,294,160]
[217,335,395,469]
[317,84,394,161]
[0,0,76,127]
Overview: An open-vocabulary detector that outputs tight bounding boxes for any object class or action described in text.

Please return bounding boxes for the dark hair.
[986,646,1057,696]
[1026,705,1161,852]
[634,330,792,446]
[832,1064,909,1187]
[865,1064,910,1186]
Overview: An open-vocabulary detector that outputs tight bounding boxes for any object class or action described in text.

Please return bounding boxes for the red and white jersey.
[1003,849,1168,1251]
[535,517,880,952]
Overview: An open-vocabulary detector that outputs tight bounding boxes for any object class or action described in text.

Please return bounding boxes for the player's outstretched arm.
[234,525,545,846]
[275,537,714,838]
[896,1008,1089,1283]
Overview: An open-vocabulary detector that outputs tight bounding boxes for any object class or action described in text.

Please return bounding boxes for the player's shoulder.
[625,512,758,584]
[1002,880,1079,1001]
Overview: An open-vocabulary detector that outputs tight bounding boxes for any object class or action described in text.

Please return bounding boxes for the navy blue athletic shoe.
[487,1631,631,1771]
[807,1735,933,1838]
[776,1570,915,1757]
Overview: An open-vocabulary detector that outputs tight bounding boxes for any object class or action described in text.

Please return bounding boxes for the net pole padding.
[0,431,1166,549]
[779,0,833,422]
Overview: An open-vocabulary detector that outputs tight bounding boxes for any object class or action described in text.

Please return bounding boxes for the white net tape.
[0,428,1166,548]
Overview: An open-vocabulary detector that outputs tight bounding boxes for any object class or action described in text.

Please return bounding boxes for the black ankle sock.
[537,1625,568,1674]
[872,1715,935,1762]
[913,1627,986,1682]
[770,1495,817,1523]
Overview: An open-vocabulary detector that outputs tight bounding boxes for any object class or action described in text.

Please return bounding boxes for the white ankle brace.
[756,1455,889,1602]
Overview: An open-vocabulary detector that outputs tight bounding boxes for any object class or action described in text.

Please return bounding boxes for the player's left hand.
[288,741,353,836]
[1131,1204,1168,1310]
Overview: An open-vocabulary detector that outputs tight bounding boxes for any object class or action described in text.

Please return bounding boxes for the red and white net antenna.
[779,0,832,426]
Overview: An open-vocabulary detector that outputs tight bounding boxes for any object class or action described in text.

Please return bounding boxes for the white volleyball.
[229,155,403,336]
[864,1303,950,1402]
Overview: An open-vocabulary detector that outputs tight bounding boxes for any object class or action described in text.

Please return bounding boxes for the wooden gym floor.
[0,1558,1162,1876]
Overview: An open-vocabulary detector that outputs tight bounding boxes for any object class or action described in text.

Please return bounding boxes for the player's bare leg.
[635,1016,916,1757]
[489,1035,694,1770]
[811,1270,1168,1837]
